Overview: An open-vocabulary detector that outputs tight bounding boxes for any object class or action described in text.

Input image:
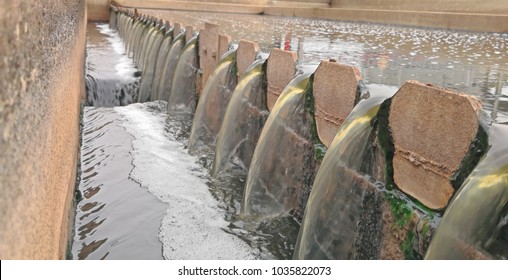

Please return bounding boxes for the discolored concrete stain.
[266,48,297,111]
[389,81,482,209]
[0,0,86,259]
[313,60,361,148]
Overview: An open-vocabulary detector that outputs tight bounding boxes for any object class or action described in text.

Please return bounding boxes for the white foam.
[115,102,257,260]
[96,23,138,83]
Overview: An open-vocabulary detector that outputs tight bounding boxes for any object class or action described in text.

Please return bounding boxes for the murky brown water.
[139,9,508,123]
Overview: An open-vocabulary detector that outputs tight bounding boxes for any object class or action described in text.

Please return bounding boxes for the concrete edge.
[113,2,508,33]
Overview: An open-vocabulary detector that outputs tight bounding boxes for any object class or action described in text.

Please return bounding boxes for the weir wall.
[0,0,86,259]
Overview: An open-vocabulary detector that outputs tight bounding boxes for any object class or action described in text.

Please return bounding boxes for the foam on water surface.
[115,102,258,259]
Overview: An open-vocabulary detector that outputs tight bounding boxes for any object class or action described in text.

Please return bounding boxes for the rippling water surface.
[140,9,508,122]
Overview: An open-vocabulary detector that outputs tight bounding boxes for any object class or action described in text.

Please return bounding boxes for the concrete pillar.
[313,60,362,147]
[236,39,259,80]
[389,81,482,209]
[266,48,297,111]
[199,23,220,89]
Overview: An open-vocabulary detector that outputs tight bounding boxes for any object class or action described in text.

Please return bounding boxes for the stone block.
[266,48,297,111]
[199,22,220,88]
[173,22,182,36]
[219,34,231,59]
[185,25,194,43]
[313,60,361,147]
[389,81,481,209]
[237,39,259,80]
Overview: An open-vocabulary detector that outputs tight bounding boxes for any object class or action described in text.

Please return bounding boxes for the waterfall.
[188,49,238,155]
[425,123,508,259]
[293,94,390,259]
[138,24,165,102]
[212,59,268,176]
[241,74,314,219]
[151,29,174,100]
[157,32,186,103]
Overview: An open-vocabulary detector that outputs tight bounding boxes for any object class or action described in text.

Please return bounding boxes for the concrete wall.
[0,0,86,259]
[88,0,111,21]
[114,0,508,32]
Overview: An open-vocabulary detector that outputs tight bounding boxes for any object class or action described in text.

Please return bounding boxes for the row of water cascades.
[72,5,507,259]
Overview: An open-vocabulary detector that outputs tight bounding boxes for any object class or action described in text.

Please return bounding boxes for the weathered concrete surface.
[389,81,481,209]
[0,0,86,259]
[185,25,194,43]
[199,23,220,91]
[313,60,361,148]
[88,0,110,21]
[114,0,508,32]
[115,0,266,14]
[218,34,231,59]
[266,48,297,111]
[236,40,259,80]
[174,22,182,36]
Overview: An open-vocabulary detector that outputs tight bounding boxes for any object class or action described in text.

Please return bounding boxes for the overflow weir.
[70,3,508,259]
[0,0,507,260]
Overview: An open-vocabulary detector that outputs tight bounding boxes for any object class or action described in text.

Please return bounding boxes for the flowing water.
[72,107,166,260]
[75,22,296,260]
[293,92,393,259]
[212,59,268,176]
[167,36,199,112]
[188,50,238,155]
[151,30,174,100]
[138,24,165,102]
[241,74,314,219]
[425,123,508,259]
[139,9,508,123]
[158,33,186,104]
[74,10,508,260]
[85,23,140,106]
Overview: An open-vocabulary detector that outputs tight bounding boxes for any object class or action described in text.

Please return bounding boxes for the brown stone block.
[199,23,220,88]
[313,60,361,147]
[185,26,194,43]
[173,22,182,36]
[266,48,297,111]
[393,154,455,209]
[237,39,259,80]
[219,34,232,59]
[389,81,481,209]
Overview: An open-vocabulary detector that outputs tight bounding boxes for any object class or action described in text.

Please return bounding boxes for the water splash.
[212,59,268,176]
[188,49,238,155]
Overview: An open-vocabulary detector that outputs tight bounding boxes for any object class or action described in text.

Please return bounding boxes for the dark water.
[139,9,508,123]
[72,107,166,260]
